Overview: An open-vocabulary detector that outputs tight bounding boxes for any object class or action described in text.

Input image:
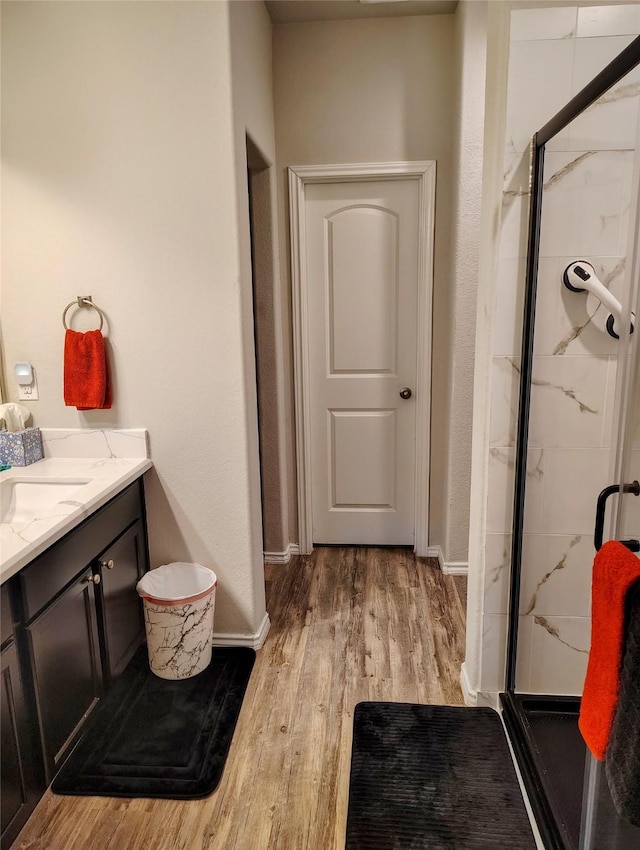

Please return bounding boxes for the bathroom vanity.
[0,430,152,849]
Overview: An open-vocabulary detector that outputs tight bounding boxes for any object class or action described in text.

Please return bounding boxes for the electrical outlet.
[17,373,39,401]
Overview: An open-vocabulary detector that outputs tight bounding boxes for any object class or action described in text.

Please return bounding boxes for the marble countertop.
[1,428,152,584]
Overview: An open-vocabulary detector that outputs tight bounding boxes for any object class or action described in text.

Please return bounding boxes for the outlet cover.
[17,374,39,401]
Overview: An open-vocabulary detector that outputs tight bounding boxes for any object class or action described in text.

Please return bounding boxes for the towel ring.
[62,296,104,332]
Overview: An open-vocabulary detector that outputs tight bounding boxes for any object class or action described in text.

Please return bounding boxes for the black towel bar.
[594,481,640,552]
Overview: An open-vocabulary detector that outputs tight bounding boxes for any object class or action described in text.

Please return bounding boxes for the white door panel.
[304,179,421,544]
[330,409,397,508]
[327,206,398,373]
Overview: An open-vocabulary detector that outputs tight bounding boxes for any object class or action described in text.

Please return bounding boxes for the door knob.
[83,573,101,585]
[399,387,412,400]
[100,559,115,570]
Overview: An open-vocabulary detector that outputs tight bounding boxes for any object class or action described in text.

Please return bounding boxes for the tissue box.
[0,427,43,467]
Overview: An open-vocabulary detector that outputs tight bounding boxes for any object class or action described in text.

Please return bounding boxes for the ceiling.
[265,1,458,25]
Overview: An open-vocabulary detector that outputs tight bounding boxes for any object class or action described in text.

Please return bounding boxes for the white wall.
[463,0,511,705]
[272,14,455,549]
[227,0,287,588]
[1,0,267,641]
[444,0,488,567]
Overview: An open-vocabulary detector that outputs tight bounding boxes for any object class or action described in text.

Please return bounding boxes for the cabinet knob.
[83,573,101,585]
[100,559,115,570]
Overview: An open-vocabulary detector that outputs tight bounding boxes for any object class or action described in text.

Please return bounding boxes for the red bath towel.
[64,329,112,410]
[579,540,640,760]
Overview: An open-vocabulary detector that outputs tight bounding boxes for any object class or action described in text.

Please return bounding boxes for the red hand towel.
[64,329,112,410]
[579,540,640,760]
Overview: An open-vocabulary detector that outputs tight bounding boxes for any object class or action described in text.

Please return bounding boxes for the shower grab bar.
[563,261,635,339]
[594,480,640,552]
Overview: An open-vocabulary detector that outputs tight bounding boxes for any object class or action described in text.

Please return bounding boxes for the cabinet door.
[1,585,13,647]
[1,642,40,850]
[97,520,147,683]
[26,571,102,782]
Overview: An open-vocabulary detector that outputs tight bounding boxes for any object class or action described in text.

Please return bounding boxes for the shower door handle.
[594,481,640,552]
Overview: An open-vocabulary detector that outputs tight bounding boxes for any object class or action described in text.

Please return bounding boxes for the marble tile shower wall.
[482,4,640,695]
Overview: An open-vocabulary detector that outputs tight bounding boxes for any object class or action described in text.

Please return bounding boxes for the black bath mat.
[346,703,536,849]
[52,645,255,799]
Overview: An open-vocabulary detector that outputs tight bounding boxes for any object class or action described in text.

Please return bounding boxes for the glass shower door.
[579,154,640,850]
[500,31,640,850]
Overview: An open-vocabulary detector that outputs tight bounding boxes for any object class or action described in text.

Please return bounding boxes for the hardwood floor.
[14,548,466,850]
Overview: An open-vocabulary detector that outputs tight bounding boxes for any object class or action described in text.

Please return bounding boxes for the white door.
[301,175,430,545]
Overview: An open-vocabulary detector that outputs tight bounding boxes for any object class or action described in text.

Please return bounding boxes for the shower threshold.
[501,693,640,850]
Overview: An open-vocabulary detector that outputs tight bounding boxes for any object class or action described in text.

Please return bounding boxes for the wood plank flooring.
[13,547,466,850]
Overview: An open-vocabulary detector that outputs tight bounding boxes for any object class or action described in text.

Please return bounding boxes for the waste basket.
[136,562,217,680]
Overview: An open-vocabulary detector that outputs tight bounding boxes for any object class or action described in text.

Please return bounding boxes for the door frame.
[288,161,436,555]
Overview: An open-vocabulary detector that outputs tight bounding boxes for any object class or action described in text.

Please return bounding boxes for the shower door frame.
[500,35,640,850]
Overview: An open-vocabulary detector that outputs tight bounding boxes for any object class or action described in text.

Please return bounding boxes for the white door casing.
[289,162,435,554]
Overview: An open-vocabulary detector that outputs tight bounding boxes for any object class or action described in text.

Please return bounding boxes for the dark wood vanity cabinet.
[95,518,147,685]
[25,569,103,781]
[1,642,28,846]
[1,477,149,849]
[1,596,42,850]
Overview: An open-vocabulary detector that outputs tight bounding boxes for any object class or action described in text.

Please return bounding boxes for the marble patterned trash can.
[136,562,217,680]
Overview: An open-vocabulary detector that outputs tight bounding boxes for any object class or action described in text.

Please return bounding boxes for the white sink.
[0,478,91,524]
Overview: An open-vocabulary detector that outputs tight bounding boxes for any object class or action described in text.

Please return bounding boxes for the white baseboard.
[477,689,501,710]
[442,561,469,576]
[213,613,271,650]
[460,667,500,709]
[426,545,442,563]
[426,545,469,576]
[263,543,300,565]
[460,662,478,706]
[426,546,444,571]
